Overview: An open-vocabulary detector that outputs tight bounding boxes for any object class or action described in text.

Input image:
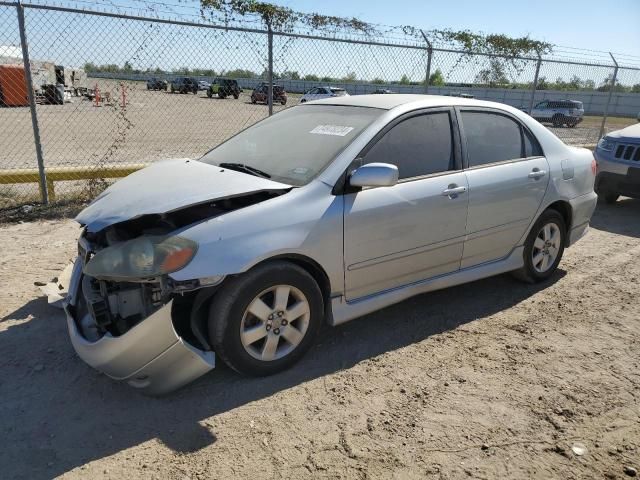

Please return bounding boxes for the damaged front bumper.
[64,258,215,395]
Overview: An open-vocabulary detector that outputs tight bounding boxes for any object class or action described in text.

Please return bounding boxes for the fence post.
[528,54,542,114]
[599,52,618,139]
[267,24,273,116]
[16,0,49,204]
[420,30,432,94]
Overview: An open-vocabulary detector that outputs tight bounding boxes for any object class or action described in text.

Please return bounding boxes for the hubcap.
[240,285,310,362]
[532,222,561,273]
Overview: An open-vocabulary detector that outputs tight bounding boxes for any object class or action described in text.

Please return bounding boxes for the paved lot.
[0,83,636,206]
[1,199,639,479]
[1,84,634,171]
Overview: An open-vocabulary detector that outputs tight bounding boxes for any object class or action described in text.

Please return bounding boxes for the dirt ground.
[0,199,639,480]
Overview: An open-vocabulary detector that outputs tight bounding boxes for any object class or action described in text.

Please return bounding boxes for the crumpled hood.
[77,158,291,232]
[607,123,640,143]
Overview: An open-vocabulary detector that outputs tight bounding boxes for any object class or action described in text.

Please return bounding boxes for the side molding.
[329,247,525,326]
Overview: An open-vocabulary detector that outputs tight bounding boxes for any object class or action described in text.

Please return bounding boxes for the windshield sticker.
[309,125,354,137]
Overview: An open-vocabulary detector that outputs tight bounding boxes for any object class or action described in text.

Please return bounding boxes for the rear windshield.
[200,105,382,186]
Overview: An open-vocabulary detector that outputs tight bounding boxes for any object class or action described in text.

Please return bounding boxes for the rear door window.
[461,111,527,167]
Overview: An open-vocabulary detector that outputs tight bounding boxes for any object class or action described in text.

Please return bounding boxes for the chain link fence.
[1,1,639,210]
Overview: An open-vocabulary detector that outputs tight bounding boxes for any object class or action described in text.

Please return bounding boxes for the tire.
[300,99,306,103]
[234,94,239,99]
[251,97,257,104]
[219,92,226,99]
[598,192,619,204]
[552,115,564,127]
[208,261,323,376]
[281,99,287,105]
[207,90,212,98]
[512,209,566,284]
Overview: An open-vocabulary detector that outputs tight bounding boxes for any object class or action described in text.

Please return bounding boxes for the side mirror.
[349,163,399,188]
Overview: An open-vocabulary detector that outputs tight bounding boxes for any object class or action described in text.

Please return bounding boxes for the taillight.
[591,159,597,175]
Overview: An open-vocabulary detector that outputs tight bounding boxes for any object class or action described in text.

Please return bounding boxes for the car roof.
[310,94,519,111]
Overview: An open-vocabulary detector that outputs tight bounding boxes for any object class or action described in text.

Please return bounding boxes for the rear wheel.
[207,90,212,98]
[234,93,239,99]
[209,261,323,376]
[512,209,566,284]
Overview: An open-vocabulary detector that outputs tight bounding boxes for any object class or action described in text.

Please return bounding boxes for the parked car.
[594,123,640,203]
[198,80,211,91]
[373,88,395,94]
[300,86,348,103]
[170,77,198,94]
[530,100,584,128]
[250,83,287,105]
[207,78,241,99]
[146,78,167,91]
[64,95,597,394]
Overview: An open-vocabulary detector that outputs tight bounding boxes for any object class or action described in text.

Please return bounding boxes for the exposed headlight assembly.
[83,235,198,281]
[597,137,615,152]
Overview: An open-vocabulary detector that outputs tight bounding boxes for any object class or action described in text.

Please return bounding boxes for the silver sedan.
[64,95,597,394]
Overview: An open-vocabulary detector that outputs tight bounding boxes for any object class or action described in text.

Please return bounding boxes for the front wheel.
[208,261,323,376]
[552,115,564,127]
[207,90,212,98]
[512,209,566,283]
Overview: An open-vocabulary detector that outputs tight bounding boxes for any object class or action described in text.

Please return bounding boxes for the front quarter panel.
[171,181,344,295]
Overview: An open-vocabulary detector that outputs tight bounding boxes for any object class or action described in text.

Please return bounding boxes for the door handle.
[442,185,467,198]
[528,169,547,180]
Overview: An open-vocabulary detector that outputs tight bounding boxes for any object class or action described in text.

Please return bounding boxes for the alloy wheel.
[240,285,310,361]
[532,222,561,273]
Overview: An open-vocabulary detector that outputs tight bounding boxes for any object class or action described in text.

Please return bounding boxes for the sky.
[279,0,640,60]
[1,0,639,85]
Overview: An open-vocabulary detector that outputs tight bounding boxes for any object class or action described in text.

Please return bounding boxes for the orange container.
[0,64,29,107]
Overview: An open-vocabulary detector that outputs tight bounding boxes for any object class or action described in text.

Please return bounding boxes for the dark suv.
[207,78,241,99]
[170,77,198,94]
[531,100,584,128]
[146,77,168,91]
[250,83,287,105]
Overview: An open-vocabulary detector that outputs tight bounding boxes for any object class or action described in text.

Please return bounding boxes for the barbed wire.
[12,0,640,68]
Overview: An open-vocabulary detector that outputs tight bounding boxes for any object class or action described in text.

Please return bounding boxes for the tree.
[342,72,357,82]
[632,83,640,93]
[536,76,549,90]
[304,74,319,81]
[371,77,385,84]
[475,59,509,86]
[567,75,581,90]
[399,74,410,85]
[428,68,445,86]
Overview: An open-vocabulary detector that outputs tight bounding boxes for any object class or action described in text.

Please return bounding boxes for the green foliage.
[200,0,376,33]
[342,72,357,83]
[399,74,411,85]
[428,69,445,86]
[427,29,552,57]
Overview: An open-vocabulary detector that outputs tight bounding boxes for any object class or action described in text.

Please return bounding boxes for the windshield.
[199,105,383,185]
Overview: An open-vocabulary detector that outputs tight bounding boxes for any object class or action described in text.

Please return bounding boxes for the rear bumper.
[568,191,597,247]
[64,259,215,395]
